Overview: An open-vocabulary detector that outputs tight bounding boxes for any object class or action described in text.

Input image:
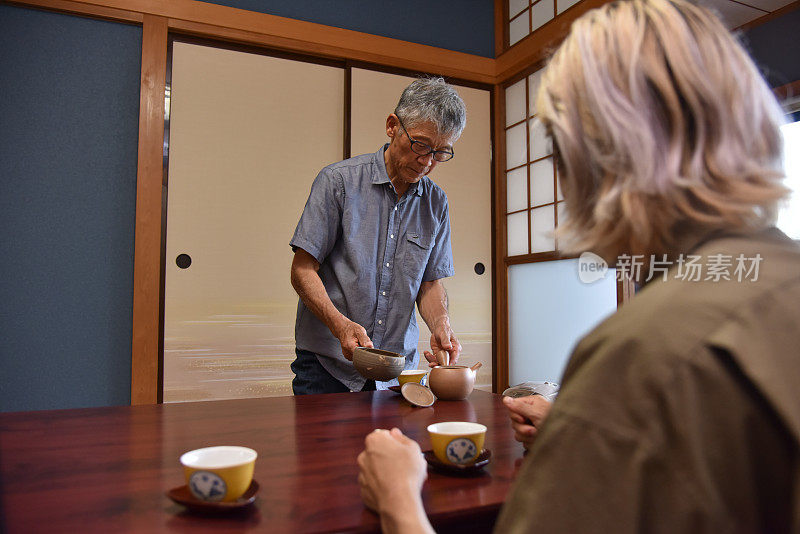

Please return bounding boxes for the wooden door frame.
[156,40,495,404]
[152,23,495,404]
[132,14,168,404]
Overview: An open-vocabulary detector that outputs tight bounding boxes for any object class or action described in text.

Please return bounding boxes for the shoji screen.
[508,0,583,47]
[505,68,563,254]
[504,66,617,387]
[350,69,493,391]
[164,42,344,402]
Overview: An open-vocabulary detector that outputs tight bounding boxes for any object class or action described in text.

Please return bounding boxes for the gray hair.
[394,77,467,140]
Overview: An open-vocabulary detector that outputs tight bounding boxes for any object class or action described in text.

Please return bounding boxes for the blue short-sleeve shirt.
[290,145,455,390]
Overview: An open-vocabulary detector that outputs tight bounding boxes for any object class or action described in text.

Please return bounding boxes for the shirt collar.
[372,144,425,197]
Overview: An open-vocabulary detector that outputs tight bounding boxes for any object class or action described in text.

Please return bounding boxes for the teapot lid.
[401,383,436,407]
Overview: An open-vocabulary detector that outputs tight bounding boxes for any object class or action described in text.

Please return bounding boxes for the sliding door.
[164,41,344,402]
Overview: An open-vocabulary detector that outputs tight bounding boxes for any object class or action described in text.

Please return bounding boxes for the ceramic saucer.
[167,479,259,512]
[423,449,491,475]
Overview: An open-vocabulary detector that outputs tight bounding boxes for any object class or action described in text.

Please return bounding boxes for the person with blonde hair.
[357,0,800,531]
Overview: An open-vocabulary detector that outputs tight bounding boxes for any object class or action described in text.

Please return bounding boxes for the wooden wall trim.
[5,0,142,23]
[9,0,496,83]
[494,0,506,59]
[131,14,167,405]
[492,86,510,393]
[167,20,494,84]
[494,0,611,83]
[774,79,800,103]
[736,0,799,31]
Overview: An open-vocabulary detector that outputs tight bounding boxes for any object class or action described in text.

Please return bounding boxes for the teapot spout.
[470,362,483,372]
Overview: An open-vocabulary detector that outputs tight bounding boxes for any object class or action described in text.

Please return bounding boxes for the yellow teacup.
[398,369,428,386]
[180,446,257,502]
[427,422,486,466]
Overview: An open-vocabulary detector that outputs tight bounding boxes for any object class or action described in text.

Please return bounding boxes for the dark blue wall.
[200,0,495,58]
[0,6,142,412]
[742,8,800,89]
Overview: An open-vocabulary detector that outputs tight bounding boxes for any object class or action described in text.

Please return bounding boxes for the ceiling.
[699,0,795,29]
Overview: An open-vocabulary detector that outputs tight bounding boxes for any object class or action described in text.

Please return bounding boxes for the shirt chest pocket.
[401,231,434,280]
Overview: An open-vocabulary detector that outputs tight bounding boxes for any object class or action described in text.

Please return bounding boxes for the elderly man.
[289,77,466,395]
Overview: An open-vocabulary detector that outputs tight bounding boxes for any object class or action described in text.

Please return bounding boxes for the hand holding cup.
[502,395,552,449]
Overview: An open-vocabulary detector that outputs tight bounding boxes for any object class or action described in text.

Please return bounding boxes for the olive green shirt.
[495,229,800,533]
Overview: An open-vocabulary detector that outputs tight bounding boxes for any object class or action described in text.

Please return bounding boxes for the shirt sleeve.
[422,200,455,282]
[289,168,343,264]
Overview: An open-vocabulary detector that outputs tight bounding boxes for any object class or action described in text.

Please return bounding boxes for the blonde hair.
[536,0,788,261]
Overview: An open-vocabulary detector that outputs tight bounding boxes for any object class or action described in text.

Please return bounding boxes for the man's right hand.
[292,249,373,361]
[334,318,373,361]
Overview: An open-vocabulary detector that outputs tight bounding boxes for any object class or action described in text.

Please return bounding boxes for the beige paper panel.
[164,42,344,402]
[350,68,493,391]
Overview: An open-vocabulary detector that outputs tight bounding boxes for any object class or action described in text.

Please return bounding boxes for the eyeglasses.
[395,115,455,162]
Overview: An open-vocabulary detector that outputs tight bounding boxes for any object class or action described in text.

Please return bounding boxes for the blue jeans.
[291,349,376,395]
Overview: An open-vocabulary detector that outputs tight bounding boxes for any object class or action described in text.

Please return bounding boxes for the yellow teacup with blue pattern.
[398,369,428,386]
[427,422,486,466]
[180,446,257,502]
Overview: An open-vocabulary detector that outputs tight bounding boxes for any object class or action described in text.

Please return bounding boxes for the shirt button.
[382,291,386,296]
[378,320,383,325]
[386,263,390,267]
[390,234,394,239]
[394,206,398,211]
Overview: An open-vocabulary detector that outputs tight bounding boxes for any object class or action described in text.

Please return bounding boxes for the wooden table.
[0,390,526,533]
